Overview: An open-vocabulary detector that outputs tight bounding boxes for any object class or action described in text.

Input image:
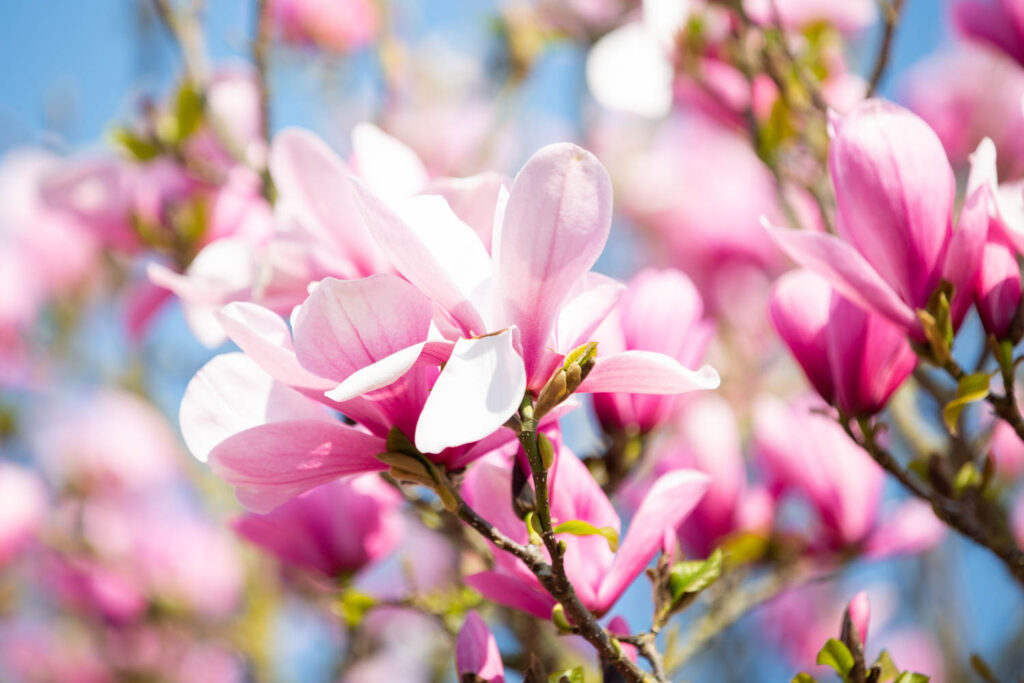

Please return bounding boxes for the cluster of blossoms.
[4,0,1024,681]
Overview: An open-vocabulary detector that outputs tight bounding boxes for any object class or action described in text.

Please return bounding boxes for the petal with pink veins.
[495,143,613,380]
[180,353,329,462]
[577,351,720,395]
[352,182,489,335]
[208,419,386,512]
[292,274,434,383]
[217,302,334,391]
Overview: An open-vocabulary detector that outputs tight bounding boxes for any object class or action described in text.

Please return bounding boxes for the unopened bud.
[533,368,568,420]
[551,603,573,633]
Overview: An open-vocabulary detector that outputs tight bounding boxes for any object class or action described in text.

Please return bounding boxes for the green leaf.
[553,519,619,552]
[952,462,983,496]
[870,650,899,681]
[668,548,723,601]
[110,128,160,161]
[334,589,377,628]
[816,638,855,679]
[893,673,929,683]
[942,372,991,435]
[173,81,203,141]
[790,674,817,683]
[548,667,584,683]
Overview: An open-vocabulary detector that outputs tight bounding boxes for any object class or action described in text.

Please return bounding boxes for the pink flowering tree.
[3,1,1024,682]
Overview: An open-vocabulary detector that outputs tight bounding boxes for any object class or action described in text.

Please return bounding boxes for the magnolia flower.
[754,396,944,556]
[231,474,403,580]
[0,463,47,567]
[591,268,715,435]
[619,395,773,557]
[462,441,709,618]
[770,269,917,416]
[954,0,1024,67]
[346,142,719,454]
[455,612,505,683]
[270,0,379,53]
[767,99,989,340]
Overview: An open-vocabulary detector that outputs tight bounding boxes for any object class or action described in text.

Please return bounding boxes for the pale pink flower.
[462,441,709,618]
[743,0,876,32]
[232,474,403,580]
[990,420,1024,479]
[0,463,47,567]
[33,390,180,494]
[456,611,505,683]
[767,100,990,340]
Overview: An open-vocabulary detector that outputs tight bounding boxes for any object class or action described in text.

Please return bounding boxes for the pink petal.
[456,611,505,683]
[180,353,329,462]
[765,222,918,331]
[208,419,386,512]
[943,184,990,327]
[576,351,720,395]
[351,181,488,335]
[555,273,626,352]
[292,274,434,384]
[414,330,526,454]
[828,100,955,308]
[464,572,555,620]
[597,469,711,611]
[495,144,613,380]
[269,128,386,275]
[769,269,835,402]
[846,592,870,646]
[863,499,945,559]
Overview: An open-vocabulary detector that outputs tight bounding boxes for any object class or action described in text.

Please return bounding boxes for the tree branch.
[866,0,906,96]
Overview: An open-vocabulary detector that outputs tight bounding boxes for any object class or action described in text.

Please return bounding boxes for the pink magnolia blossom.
[754,395,944,556]
[990,420,1024,478]
[619,395,773,557]
[902,45,1024,178]
[767,99,990,340]
[232,474,403,580]
[179,140,717,510]
[976,240,1022,339]
[743,0,877,32]
[462,441,710,618]
[45,497,243,622]
[770,269,917,416]
[270,0,379,52]
[33,390,181,494]
[0,622,112,683]
[0,463,47,567]
[456,611,505,683]
[591,268,714,435]
[954,0,1024,67]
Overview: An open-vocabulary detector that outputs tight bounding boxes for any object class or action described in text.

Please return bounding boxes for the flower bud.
[976,240,1023,341]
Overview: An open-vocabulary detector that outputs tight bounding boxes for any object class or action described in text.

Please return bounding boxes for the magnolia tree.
[2,0,1024,681]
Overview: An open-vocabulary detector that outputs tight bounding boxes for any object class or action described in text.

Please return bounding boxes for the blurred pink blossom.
[232,474,403,580]
[954,0,1024,67]
[0,462,47,567]
[270,0,379,52]
[456,611,505,683]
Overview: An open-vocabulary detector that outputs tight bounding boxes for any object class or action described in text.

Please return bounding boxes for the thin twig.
[866,0,906,96]
[843,415,1024,588]
[252,0,272,144]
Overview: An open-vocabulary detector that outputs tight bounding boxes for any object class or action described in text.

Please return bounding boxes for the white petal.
[351,123,428,202]
[415,330,526,454]
[324,341,427,402]
[586,23,673,119]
